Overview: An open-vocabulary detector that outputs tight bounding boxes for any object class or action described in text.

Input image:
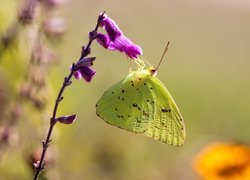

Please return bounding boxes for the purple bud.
[56,114,77,124]
[98,12,106,24]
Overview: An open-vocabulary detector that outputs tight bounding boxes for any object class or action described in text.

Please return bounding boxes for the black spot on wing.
[161,108,170,113]
[132,103,138,107]
[117,115,124,119]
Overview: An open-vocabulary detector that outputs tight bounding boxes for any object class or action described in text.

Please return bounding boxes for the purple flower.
[96,14,142,59]
[73,66,96,82]
[71,57,96,82]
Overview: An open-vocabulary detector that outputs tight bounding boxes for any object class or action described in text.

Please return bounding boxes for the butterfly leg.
[135,58,145,71]
[127,58,132,73]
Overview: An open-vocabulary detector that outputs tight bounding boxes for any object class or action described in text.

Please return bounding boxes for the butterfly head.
[148,66,158,77]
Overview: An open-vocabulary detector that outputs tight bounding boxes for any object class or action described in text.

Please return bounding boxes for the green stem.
[33,11,106,180]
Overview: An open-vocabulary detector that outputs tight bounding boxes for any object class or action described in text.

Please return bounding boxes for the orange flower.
[193,142,250,180]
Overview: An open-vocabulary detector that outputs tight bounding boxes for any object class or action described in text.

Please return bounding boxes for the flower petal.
[124,44,143,59]
[73,70,82,80]
[101,15,122,41]
[96,33,110,49]
[108,35,143,59]
[78,66,96,82]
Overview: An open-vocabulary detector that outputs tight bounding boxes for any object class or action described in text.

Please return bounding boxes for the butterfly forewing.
[96,71,151,133]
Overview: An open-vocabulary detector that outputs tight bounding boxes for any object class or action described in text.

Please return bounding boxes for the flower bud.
[56,114,77,124]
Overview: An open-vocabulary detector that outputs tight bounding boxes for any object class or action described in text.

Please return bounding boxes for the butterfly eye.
[150,69,157,75]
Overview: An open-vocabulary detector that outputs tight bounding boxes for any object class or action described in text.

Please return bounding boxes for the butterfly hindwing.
[142,76,185,145]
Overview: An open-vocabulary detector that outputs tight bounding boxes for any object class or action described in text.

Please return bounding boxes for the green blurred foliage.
[1,0,250,179]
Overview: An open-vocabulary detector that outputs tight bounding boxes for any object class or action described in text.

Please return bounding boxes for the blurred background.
[0,0,250,179]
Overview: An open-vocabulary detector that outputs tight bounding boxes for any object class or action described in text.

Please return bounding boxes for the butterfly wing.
[142,75,186,146]
[96,71,151,133]
[96,70,185,146]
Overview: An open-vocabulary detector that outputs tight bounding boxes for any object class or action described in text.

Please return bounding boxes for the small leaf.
[56,114,77,124]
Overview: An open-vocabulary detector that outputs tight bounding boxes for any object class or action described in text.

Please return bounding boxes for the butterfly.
[96,44,185,146]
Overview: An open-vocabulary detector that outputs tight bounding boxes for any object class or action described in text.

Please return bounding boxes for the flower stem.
[33,11,106,180]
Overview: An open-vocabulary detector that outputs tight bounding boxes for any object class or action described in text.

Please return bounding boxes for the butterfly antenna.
[155,41,170,71]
